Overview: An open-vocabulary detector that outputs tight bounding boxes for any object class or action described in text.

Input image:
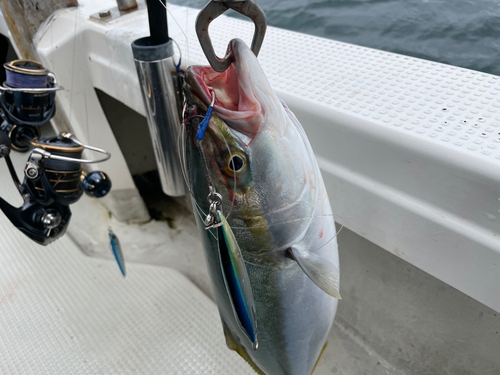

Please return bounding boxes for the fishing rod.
[0,60,112,245]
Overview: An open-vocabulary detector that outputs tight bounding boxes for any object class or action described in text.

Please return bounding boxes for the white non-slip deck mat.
[0,159,254,374]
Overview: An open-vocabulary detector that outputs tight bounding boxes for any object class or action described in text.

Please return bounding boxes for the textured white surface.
[0,157,254,374]
[260,30,500,162]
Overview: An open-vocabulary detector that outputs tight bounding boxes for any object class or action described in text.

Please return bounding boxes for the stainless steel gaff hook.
[195,0,267,72]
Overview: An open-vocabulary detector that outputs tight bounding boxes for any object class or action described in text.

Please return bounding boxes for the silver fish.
[183,39,340,375]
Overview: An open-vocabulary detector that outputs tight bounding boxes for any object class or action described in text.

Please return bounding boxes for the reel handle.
[82,171,112,198]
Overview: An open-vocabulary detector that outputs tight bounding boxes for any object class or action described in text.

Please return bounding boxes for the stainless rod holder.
[132,38,185,197]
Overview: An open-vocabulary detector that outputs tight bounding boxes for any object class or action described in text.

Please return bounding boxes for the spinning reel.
[0,60,112,245]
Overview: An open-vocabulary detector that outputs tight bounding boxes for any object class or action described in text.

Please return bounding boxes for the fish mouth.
[184,39,266,143]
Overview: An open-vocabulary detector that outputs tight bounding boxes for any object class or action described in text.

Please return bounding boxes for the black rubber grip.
[146,0,169,45]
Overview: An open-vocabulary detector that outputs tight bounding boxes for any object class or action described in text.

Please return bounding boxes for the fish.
[108,227,126,277]
[182,38,340,375]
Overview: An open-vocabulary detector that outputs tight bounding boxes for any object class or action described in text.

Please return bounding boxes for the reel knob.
[82,171,112,198]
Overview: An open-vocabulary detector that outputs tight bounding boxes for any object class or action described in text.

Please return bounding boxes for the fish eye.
[230,155,244,171]
[224,152,247,176]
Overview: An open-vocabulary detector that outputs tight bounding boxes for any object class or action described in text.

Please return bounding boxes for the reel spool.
[28,134,87,205]
[0,132,112,245]
[0,59,62,152]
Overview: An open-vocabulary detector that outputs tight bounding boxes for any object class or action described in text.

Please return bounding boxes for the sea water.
[172,0,500,76]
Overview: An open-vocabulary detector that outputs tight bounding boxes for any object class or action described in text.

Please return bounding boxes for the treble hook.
[195,0,267,72]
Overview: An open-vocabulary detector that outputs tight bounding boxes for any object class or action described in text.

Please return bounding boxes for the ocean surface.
[170,0,500,76]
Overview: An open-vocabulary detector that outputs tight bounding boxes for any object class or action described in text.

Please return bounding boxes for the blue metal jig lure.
[108,228,126,277]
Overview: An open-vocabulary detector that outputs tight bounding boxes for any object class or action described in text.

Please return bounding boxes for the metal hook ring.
[209,201,219,215]
[208,191,223,206]
[195,0,267,72]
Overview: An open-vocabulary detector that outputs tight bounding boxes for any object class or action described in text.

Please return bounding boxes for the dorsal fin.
[291,247,341,299]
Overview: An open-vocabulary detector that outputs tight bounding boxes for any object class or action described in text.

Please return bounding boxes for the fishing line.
[178,104,237,240]
[172,38,182,72]
[177,117,196,190]
[188,91,238,219]
[195,113,224,231]
[177,117,191,190]
[4,64,47,88]
[315,223,344,252]
[161,0,236,229]
[177,103,192,189]
[156,0,190,66]
[50,10,56,92]
[71,5,91,154]
[83,76,90,147]
[232,213,345,254]
[178,106,201,190]
[50,15,54,73]
[211,119,238,219]
[184,101,239,219]
[157,0,217,235]
[231,214,344,255]
[156,0,212,221]
[177,111,209,218]
[206,107,321,221]
[230,213,342,231]
[185,0,190,65]
[68,6,79,128]
[178,117,219,240]
[161,3,340,268]
[279,99,323,216]
[197,138,214,187]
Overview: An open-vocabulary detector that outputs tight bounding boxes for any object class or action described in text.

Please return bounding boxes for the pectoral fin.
[217,213,258,349]
[291,247,341,299]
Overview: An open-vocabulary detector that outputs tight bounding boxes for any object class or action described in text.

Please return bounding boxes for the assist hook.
[195,0,267,72]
